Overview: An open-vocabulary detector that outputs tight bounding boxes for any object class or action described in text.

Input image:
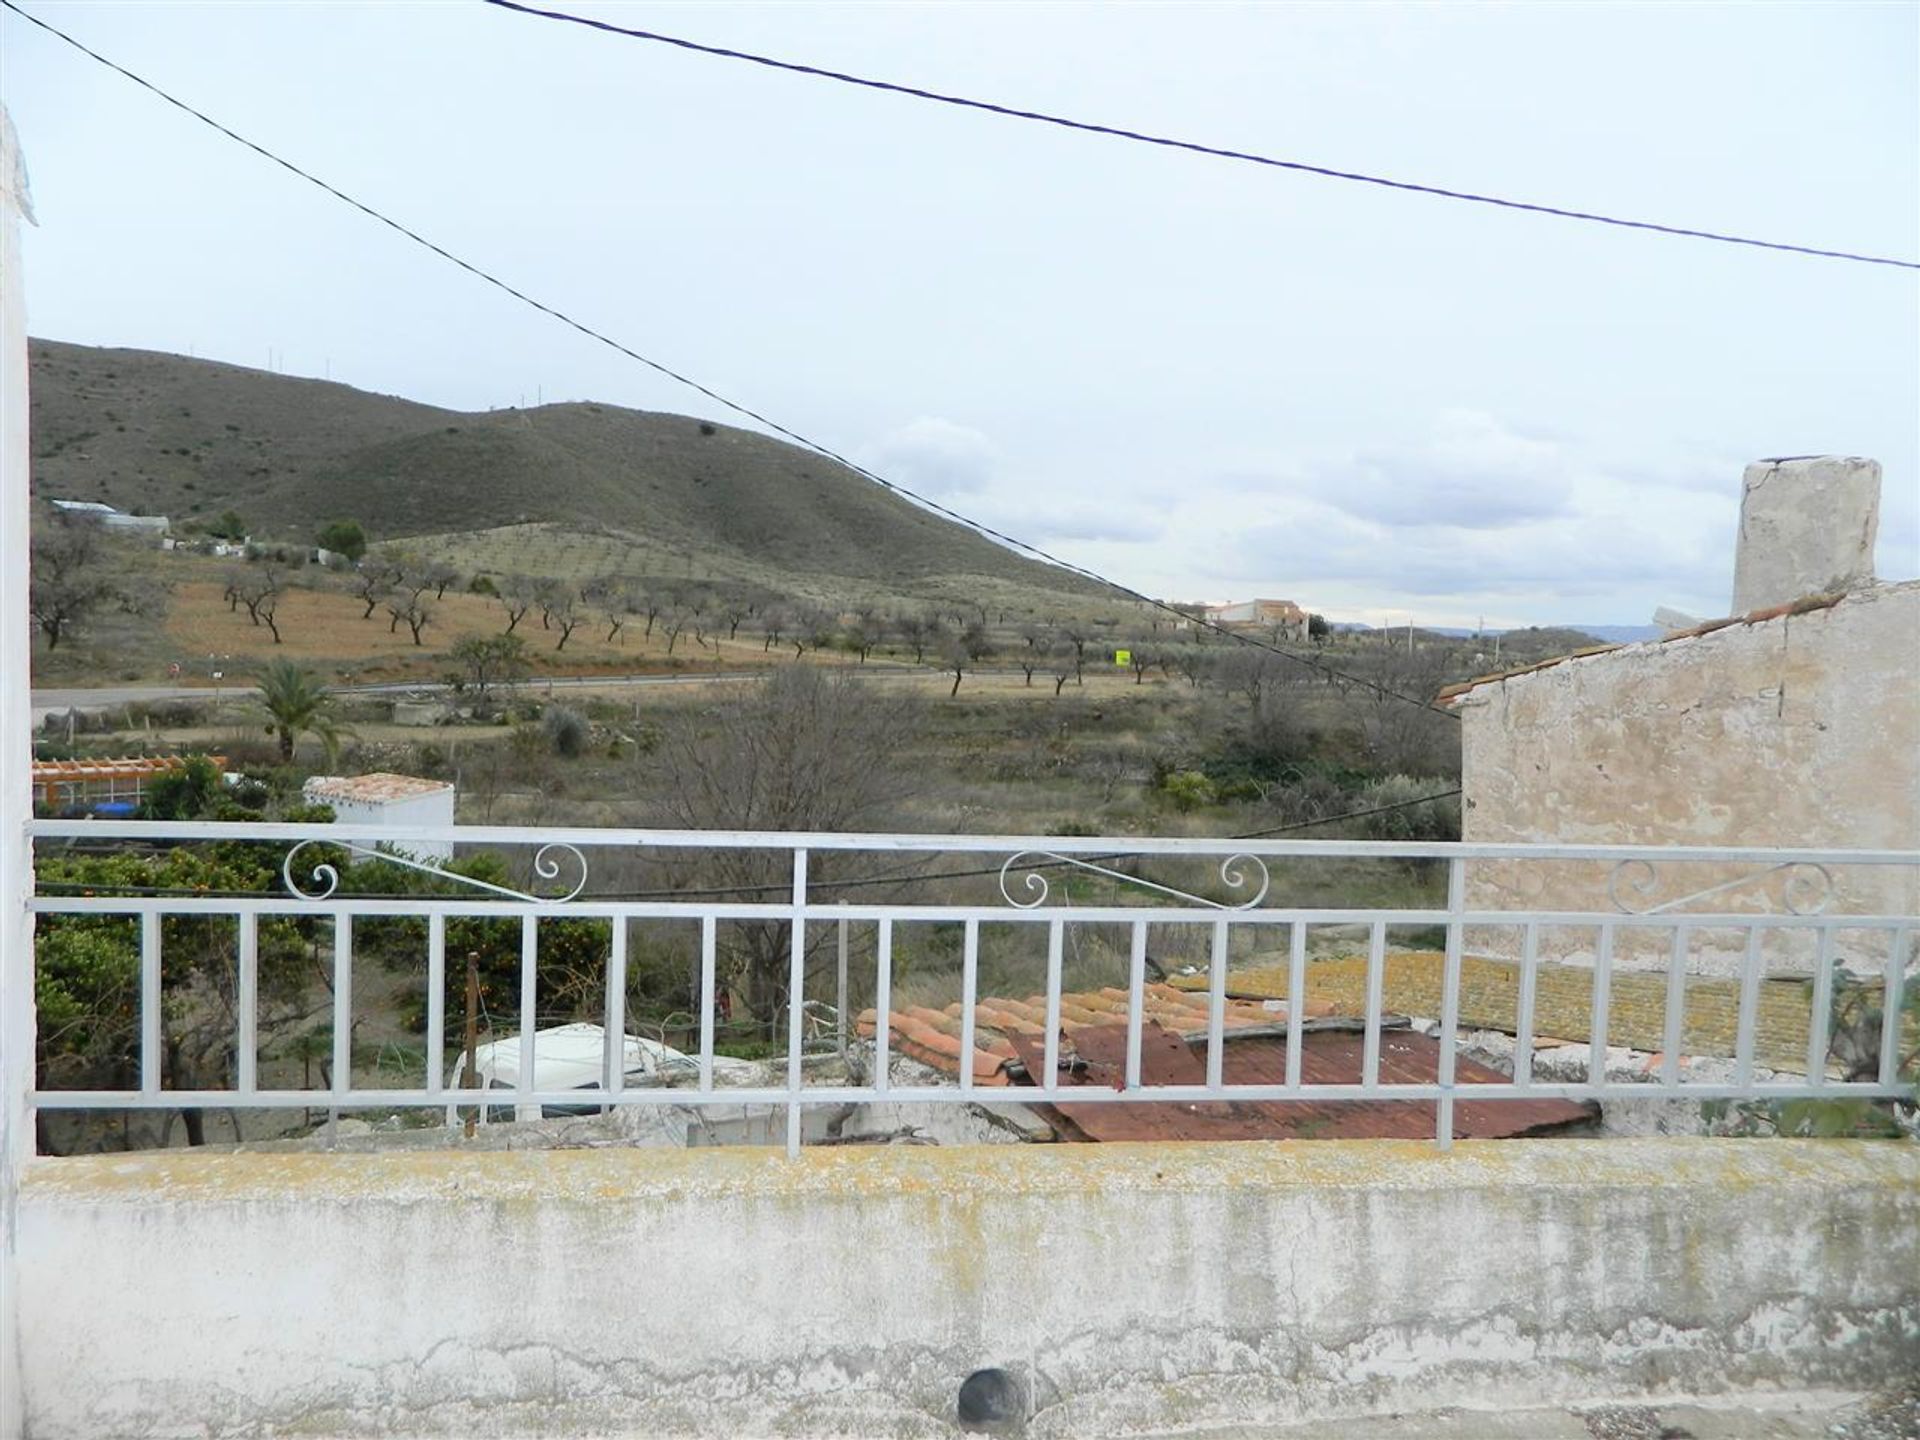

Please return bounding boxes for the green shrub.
[1160,770,1218,813]
[542,705,589,758]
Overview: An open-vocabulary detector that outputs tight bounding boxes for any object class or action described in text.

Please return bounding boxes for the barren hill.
[27,338,1100,603]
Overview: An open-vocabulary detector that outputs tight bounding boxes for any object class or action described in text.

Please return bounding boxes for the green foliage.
[210,509,247,541]
[542,704,589,758]
[1159,770,1219,813]
[139,756,224,821]
[315,519,367,563]
[449,632,528,705]
[344,852,612,1032]
[256,659,349,764]
[34,843,329,1096]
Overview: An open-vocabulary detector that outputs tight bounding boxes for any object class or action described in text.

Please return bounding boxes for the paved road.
[29,663,953,725]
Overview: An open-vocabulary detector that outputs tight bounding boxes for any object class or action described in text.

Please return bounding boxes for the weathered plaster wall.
[16,1139,1920,1437]
[1456,582,1920,973]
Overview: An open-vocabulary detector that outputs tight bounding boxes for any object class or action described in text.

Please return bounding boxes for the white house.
[301,772,457,861]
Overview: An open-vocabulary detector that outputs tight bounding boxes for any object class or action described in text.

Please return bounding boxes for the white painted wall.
[0,103,36,1440]
[14,1140,1920,1437]
[304,784,457,861]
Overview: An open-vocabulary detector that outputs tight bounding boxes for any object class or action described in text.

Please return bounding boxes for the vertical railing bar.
[785,848,807,1158]
[1042,919,1063,1096]
[1436,857,1465,1149]
[1125,920,1147,1091]
[698,915,717,1093]
[1361,920,1385,1092]
[1805,926,1836,1087]
[1285,920,1306,1090]
[331,913,352,1105]
[958,918,980,1094]
[873,918,893,1095]
[1515,922,1539,1090]
[1589,923,1615,1089]
[140,912,161,1097]
[518,916,537,1115]
[1733,927,1762,1088]
[236,911,258,1097]
[1205,917,1228,1092]
[1661,926,1688,1088]
[604,918,628,1107]
[425,912,445,1099]
[1878,925,1910,1088]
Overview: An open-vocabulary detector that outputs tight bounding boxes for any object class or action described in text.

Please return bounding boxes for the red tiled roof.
[1435,591,1847,707]
[304,772,454,803]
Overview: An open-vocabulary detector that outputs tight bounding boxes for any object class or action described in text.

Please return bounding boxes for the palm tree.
[257,660,348,764]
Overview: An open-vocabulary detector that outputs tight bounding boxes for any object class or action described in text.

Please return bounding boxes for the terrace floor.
[1177,950,1822,1071]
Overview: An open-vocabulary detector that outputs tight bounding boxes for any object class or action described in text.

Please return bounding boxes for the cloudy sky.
[6,0,1915,627]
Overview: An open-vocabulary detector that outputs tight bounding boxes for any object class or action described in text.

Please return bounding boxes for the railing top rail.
[25,818,1920,867]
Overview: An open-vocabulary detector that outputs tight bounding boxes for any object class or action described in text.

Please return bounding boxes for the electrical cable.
[481,0,1920,273]
[4,0,1473,719]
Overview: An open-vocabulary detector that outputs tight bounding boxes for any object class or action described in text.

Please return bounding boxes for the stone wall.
[1454,581,1920,975]
[15,1140,1920,1437]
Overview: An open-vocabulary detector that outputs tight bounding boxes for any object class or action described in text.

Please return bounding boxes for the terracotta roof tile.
[303,772,454,803]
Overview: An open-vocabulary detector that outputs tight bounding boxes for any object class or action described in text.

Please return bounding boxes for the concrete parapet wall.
[16,1139,1920,1437]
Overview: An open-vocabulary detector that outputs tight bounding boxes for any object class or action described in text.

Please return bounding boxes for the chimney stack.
[1730,456,1879,615]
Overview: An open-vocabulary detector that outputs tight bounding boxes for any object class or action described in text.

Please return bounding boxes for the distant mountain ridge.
[26,338,1101,603]
[1338,622,1664,645]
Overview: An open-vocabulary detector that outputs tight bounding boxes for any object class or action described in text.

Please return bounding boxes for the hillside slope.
[28,339,1099,600]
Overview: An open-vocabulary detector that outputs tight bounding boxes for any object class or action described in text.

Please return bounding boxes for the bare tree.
[941,622,993,697]
[234,566,284,633]
[547,587,584,652]
[29,519,132,651]
[716,592,753,641]
[498,574,536,635]
[759,604,790,654]
[1044,640,1077,696]
[1060,622,1093,686]
[892,611,937,665]
[848,607,887,664]
[584,577,629,644]
[649,668,922,1036]
[353,563,396,621]
[799,606,839,657]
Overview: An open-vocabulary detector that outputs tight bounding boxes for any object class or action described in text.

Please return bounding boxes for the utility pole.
[0,104,36,1439]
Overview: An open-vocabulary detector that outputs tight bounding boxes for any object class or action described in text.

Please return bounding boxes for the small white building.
[49,498,169,542]
[301,772,457,861]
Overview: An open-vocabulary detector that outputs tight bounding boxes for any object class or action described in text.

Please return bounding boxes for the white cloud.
[1302,410,1576,530]
[861,417,1000,499]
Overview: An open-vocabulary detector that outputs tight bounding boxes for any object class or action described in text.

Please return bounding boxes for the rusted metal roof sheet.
[1006,1022,1597,1142]
[855,983,1325,1086]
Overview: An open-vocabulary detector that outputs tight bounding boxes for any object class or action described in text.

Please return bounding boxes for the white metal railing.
[22,820,1919,1153]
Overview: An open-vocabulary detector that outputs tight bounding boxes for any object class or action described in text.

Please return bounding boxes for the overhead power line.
[483,0,1920,274]
[5,0,1446,715]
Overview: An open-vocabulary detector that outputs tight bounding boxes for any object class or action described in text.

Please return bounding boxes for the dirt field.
[162,579,790,682]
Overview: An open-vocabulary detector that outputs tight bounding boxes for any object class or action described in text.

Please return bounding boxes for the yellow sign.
[1114,649,1132,666]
